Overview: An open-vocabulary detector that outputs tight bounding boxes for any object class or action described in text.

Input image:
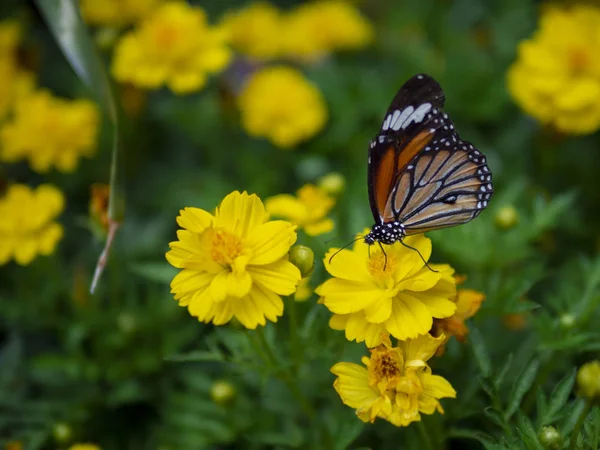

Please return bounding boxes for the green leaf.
[505,359,540,421]
[470,325,492,378]
[129,262,178,284]
[495,353,514,390]
[35,0,125,294]
[165,351,225,363]
[542,369,576,425]
[515,412,544,450]
[535,387,548,429]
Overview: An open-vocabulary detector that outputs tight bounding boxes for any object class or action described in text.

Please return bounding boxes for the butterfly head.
[364,221,405,246]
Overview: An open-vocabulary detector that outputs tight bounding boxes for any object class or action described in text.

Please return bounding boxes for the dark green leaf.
[543,369,576,425]
[515,412,544,450]
[505,359,540,421]
[470,325,492,378]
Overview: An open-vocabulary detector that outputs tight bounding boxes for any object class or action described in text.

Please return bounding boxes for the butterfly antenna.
[328,236,364,265]
[378,241,388,271]
[399,240,438,273]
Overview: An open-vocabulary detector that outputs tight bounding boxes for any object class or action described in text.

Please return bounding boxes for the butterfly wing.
[368,73,493,231]
[368,74,446,224]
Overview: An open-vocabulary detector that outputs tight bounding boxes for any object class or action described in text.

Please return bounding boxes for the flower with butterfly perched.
[237,66,327,148]
[316,231,457,346]
[166,191,302,329]
[265,184,335,236]
[507,4,600,134]
[331,333,456,426]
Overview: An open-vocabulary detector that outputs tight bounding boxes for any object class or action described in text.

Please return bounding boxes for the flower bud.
[289,245,315,278]
[538,426,562,450]
[495,205,518,229]
[559,313,576,329]
[318,172,345,195]
[210,380,236,406]
[577,361,600,402]
[53,422,73,444]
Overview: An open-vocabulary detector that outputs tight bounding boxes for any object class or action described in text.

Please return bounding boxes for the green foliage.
[2,0,600,449]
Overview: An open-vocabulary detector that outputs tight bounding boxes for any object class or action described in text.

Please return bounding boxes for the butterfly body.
[364,74,493,247]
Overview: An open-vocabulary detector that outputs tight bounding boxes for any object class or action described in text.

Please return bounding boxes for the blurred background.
[1,0,600,448]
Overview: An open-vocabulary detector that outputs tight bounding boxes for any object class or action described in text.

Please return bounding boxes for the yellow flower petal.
[319,278,383,314]
[322,248,372,283]
[247,259,301,295]
[176,207,213,233]
[216,191,269,238]
[246,220,297,265]
[386,293,433,340]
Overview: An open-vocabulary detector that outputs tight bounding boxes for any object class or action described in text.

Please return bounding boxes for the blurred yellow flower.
[112,2,231,94]
[432,287,485,355]
[0,184,64,266]
[282,0,373,61]
[265,184,334,236]
[316,232,457,347]
[331,333,456,427]
[0,20,35,120]
[318,172,345,195]
[81,0,161,27]
[507,5,600,134]
[221,2,282,60]
[166,191,302,329]
[238,66,327,148]
[0,90,99,173]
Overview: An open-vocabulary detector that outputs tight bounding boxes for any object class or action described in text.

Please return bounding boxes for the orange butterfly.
[364,74,493,249]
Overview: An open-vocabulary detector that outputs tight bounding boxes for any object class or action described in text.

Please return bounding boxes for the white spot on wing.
[382,114,391,130]
[389,109,402,130]
[391,106,414,131]
[401,103,432,129]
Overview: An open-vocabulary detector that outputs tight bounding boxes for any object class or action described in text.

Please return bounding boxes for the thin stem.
[568,399,593,450]
[255,327,315,419]
[417,420,435,450]
[286,296,301,370]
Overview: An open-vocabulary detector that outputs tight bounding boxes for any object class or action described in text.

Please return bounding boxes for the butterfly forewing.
[367,73,493,234]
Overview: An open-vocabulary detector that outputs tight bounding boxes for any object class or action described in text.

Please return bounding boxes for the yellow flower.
[0,89,99,173]
[507,5,600,134]
[265,184,334,236]
[432,287,485,355]
[81,0,161,27]
[221,2,282,61]
[112,2,231,94]
[238,66,327,148]
[331,334,456,427]
[282,0,373,61]
[0,184,64,266]
[166,191,302,329]
[318,172,345,195]
[316,232,457,347]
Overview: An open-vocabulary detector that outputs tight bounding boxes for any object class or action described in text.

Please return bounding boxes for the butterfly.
[363,73,493,251]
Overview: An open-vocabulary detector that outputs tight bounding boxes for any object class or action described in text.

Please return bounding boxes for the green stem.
[254,327,315,420]
[286,295,301,370]
[568,400,593,450]
[417,420,435,450]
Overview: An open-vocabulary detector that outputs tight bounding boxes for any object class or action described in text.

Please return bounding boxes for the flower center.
[371,351,402,381]
[367,251,396,278]
[569,47,590,73]
[154,24,181,49]
[210,228,243,267]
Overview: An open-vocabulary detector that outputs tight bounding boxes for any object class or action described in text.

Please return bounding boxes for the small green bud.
[538,426,562,450]
[495,205,518,229]
[318,172,345,195]
[210,380,237,406]
[559,313,576,329]
[117,312,136,333]
[53,422,72,444]
[289,245,315,278]
[577,361,600,402]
